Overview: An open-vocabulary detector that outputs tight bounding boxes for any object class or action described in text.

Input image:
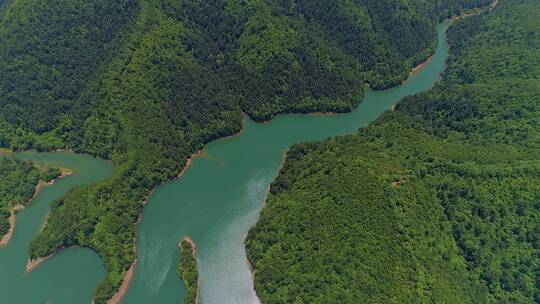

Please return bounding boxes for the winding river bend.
[1,21,450,304]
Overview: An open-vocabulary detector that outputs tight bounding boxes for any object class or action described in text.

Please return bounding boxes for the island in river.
[178,238,199,304]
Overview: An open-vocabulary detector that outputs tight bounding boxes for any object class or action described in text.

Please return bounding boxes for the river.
[0,20,451,304]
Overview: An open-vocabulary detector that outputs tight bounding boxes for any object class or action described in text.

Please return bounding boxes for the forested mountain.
[0,0,138,134]
[0,0,492,302]
[247,1,540,303]
[0,158,59,238]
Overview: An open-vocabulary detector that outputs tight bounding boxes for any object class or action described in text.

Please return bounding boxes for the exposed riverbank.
[26,253,55,272]
[105,124,248,303]
[107,261,137,304]
[245,231,262,304]
[411,54,434,75]
[178,151,204,179]
[0,204,24,247]
[414,0,499,79]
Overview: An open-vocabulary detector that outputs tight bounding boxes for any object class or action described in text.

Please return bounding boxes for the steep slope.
[0,0,138,134]
[246,0,540,303]
[0,0,493,302]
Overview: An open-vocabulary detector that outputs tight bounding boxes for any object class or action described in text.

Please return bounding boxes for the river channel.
[1,20,451,304]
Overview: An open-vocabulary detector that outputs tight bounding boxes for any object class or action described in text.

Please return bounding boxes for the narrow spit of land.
[178,237,199,304]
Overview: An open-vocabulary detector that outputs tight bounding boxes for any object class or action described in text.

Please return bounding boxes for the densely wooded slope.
[0,158,59,238]
[0,0,491,302]
[247,1,540,303]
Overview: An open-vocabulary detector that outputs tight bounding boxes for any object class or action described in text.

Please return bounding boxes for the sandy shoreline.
[26,253,55,272]
[0,204,25,247]
[177,150,205,179]
[107,260,137,304]
[179,237,200,304]
[106,208,148,304]
[306,111,340,117]
[453,0,499,22]
[176,118,247,180]
[411,54,434,75]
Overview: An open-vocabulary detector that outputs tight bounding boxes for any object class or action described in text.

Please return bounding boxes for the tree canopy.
[247,1,540,303]
[0,0,498,301]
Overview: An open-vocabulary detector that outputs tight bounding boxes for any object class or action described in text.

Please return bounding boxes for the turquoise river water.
[1,21,451,304]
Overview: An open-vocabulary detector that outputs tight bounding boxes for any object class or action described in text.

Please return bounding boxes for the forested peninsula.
[0,157,61,244]
[247,0,540,303]
[0,0,495,302]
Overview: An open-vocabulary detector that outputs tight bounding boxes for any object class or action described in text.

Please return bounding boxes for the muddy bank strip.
[0,204,25,247]
[107,261,137,304]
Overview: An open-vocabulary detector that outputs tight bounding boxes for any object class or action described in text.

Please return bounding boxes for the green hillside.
[247,1,540,303]
[0,0,494,302]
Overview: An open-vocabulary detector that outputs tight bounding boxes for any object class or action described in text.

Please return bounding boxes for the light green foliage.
[247,1,540,303]
[238,7,300,73]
